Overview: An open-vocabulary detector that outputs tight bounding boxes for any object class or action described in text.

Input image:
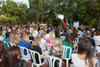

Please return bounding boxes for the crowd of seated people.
[0,24,100,67]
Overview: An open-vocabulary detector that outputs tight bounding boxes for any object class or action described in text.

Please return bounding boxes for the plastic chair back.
[62,46,72,58]
[46,55,62,67]
[19,47,31,61]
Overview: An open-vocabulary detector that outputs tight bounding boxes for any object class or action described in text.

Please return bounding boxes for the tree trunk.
[49,18,52,25]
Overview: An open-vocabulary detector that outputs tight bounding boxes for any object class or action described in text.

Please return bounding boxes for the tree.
[0,0,28,24]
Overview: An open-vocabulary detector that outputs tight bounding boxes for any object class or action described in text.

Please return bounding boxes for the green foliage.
[0,0,28,24]
[0,0,100,28]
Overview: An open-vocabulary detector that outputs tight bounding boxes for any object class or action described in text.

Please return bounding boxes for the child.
[49,38,64,67]
[49,38,64,58]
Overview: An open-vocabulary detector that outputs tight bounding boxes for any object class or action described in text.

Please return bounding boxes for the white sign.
[56,14,64,20]
[74,21,79,29]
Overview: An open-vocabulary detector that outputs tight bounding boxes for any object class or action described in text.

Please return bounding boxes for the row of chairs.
[20,46,72,67]
[2,38,79,67]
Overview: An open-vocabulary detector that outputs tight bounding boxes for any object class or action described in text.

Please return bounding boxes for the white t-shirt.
[40,38,47,52]
[32,30,38,38]
[72,54,97,67]
[45,34,50,40]
[93,36,100,46]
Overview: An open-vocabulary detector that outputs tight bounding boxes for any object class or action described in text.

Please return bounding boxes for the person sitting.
[3,32,11,48]
[60,29,67,41]
[93,30,100,52]
[49,38,64,58]
[3,32,11,42]
[46,32,55,50]
[17,35,30,49]
[62,34,73,58]
[30,37,47,64]
[71,37,98,67]
[45,29,50,40]
[87,31,95,48]
[0,41,5,59]
[29,34,34,44]
[40,32,47,52]
[49,38,64,67]
[0,46,23,67]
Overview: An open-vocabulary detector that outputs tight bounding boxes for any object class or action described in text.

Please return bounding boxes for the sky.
[13,0,29,7]
[1,0,29,8]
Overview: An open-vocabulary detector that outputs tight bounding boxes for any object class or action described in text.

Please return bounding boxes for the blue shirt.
[18,41,30,48]
[60,32,67,36]
[50,30,54,32]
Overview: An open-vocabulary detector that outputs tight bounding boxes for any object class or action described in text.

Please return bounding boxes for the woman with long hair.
[49,38,64,58]
[0,41,5,59]
[49,38,64,67]
[30,37,47,64]
[46,32,55,50]
[1,46,22,67]
[71,37,97,67]
[62,34,73,58]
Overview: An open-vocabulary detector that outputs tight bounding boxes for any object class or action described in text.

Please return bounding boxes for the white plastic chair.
[73,38,79,52]
[62,46,72,67]
[62,46,72,58]
[46,55,62,67]
[19,47,31,61]
[75,38,79,46]
[29,49,46,67]
[73,41,77,51]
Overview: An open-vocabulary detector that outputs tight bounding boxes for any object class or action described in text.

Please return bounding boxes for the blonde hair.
[31,37,41,48]
[22,34,29,41]
[54,38,62,49]
[49,32,55,42]
[31,29,36,34]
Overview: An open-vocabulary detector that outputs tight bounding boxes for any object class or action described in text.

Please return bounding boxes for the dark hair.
[55,28,60,38]
[12,60,29,67]
[0,41,5,59]
[46,29,50,34]
[5,32,10,38]
[77,37,94,67]
[65,34,72,45]
[1,46,21,67]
